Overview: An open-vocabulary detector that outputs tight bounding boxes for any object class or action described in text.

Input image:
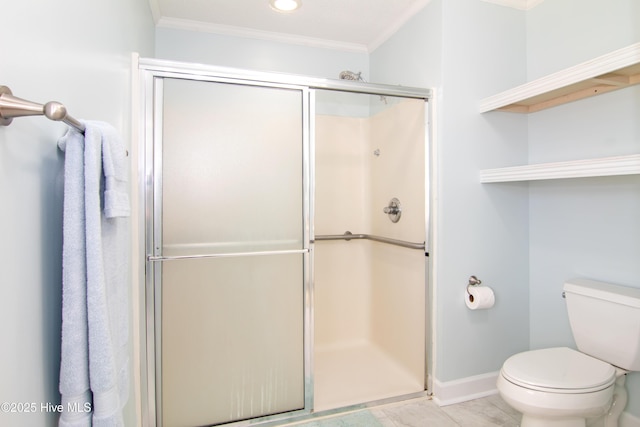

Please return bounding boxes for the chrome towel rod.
[314,231,425,251]
[0,85,85,133]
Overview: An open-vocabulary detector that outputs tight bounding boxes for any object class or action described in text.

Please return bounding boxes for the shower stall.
[139,58,431,427]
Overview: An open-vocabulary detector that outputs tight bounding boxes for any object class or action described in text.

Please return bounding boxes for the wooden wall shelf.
[479,43,640,114]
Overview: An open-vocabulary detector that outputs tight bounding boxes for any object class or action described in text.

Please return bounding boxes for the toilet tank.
[564,278,640,371]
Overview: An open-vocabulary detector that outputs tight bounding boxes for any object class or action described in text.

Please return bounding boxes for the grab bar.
[313,231,426,251]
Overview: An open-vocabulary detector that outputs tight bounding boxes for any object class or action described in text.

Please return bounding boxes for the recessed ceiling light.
[269,0,301,12]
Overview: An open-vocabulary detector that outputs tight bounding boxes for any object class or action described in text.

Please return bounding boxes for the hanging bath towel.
[58,121,130,427]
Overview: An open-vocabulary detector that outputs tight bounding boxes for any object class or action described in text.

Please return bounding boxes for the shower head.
[338,71,364,81]
[338,71,388,104]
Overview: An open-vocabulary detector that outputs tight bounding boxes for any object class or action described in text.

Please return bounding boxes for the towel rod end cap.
[44,101,67,121]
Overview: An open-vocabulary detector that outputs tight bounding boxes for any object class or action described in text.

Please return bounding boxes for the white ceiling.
[149,0,433,53]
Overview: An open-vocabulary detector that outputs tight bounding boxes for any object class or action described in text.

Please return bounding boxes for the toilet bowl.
[497,279,640,427]
[497,347,618,427]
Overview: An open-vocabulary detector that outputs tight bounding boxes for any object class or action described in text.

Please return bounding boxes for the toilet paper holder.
[467,275,482,295]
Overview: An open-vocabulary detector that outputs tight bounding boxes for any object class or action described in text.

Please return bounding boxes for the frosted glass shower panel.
[162,78,304,256]
[161,255,304,426]
[157,77,306,426]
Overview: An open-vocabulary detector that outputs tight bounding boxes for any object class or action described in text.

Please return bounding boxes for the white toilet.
[497,278,640,427]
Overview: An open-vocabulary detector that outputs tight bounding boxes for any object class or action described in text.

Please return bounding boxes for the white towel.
[58,121,130,427]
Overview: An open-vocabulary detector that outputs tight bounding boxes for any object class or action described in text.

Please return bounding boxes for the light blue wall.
[526,0,640,79]
[369,2,441,89]
[526,0,640,417]
[156,27,369,80]
[436,0,530,382]
[0,1,154,426]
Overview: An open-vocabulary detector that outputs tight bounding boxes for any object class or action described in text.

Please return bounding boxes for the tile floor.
[283,394,522,427]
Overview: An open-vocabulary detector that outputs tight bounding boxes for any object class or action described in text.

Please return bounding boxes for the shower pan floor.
[313,341,424,412]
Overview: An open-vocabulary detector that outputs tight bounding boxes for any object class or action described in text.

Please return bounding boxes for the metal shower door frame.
[138,57,433,427]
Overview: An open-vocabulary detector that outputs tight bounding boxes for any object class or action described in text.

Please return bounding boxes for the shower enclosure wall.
[139,58,431,427]
[313,91,427,411]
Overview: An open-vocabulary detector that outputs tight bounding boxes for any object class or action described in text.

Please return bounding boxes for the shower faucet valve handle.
[383,206,399,214]
[383,198,402,223]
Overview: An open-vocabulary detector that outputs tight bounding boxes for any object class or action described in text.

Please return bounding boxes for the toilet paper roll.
[465,285,495,310]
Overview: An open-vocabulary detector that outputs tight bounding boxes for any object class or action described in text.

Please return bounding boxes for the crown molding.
[156,16,369,53]
[480,0,544,10]
[148,0,162,23]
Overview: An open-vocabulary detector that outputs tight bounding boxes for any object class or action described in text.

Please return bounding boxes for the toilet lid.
[502,347,616,393]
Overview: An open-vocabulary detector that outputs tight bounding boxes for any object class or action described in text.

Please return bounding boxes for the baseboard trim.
[431,372,500,406]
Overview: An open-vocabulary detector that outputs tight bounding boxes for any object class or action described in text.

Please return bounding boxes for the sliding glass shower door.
[148,77,308,427]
